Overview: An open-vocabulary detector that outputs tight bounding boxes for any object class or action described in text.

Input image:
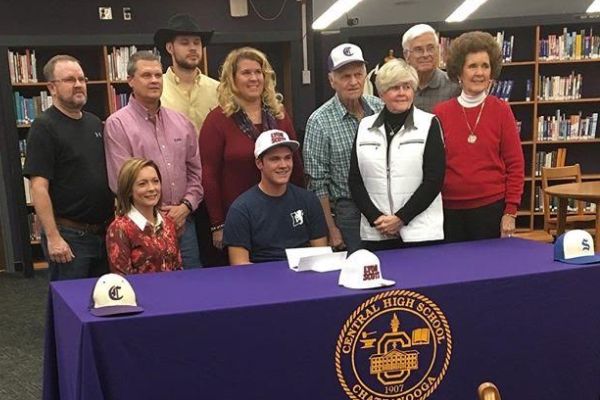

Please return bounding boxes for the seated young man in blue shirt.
[224,129,328,265]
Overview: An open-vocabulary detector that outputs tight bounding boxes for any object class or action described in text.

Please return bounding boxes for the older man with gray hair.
[402,23,459,112]
[304,43,383,254]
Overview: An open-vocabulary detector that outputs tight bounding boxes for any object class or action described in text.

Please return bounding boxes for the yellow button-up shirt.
[161,67,219,135]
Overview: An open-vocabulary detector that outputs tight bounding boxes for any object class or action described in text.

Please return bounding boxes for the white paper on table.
[285,247,347,272]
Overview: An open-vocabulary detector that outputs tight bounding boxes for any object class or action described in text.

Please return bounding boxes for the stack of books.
[27,213,41,241]
[539,28,600,60]
[107,46,139,81]
[14,91,52,125]
[489,80,514,101]
[108,87,130,111]
[537,111,598,141]
[438,31,514,69]
[535,189,597,213]
[534,148,568,176]
[537,72,582,100]
[7,49,38,83]
[107,46,160,81]
[495,31,515,62]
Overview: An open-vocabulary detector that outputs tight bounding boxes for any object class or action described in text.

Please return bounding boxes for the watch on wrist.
[181,199,193,212]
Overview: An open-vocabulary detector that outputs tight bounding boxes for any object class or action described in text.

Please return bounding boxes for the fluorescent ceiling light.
[312,0,364,30]
[445,0,488,23]
[587,0,600,13]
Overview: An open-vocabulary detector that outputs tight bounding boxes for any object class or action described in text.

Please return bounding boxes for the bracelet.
[181,199,193,212]
[503,213,517,219]
[210,224,224,233]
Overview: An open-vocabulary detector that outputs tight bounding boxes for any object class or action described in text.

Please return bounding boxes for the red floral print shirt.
[106,209,182,275]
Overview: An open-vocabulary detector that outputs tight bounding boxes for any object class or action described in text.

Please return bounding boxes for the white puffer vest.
[355,107,444,242]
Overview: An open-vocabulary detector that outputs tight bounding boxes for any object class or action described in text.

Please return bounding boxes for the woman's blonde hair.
[375,58,419,94]
[217,47,284,119]
[115,158,162,216]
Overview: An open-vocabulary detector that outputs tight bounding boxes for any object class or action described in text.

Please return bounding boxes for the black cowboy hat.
[153,14,213,52]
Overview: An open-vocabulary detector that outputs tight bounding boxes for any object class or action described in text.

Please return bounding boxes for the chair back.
[541,164,583,232]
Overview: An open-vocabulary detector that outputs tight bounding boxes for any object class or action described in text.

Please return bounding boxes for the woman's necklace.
[461,100,485,144]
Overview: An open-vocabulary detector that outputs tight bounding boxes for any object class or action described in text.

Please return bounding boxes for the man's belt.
[55,217,107,235]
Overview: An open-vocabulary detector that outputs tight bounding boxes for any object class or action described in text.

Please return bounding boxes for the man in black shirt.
[23,55,114,281]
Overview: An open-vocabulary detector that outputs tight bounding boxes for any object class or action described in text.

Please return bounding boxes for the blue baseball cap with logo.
[90,273,144,317]
[554,230,600,265]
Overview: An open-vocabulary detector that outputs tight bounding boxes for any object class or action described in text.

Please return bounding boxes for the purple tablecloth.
[43,238,600,399]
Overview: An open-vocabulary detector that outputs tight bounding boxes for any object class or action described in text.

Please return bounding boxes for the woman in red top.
[433,31,525,242]
[199,47,304,258]
[106,158,182,274]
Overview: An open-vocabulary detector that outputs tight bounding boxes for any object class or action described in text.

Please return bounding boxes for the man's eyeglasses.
[409,45,437,57]
[51,76,89,85]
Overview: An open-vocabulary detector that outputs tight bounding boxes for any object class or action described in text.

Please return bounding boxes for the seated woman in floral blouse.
[106,158,182,274]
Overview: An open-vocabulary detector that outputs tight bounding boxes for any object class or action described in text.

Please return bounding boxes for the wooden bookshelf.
[538,58,600,65]
[537,97,600,105]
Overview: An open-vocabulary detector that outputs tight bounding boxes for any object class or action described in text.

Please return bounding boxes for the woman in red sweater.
[106,158,182,274]
[199,47,304,260]
[433,31,524,242]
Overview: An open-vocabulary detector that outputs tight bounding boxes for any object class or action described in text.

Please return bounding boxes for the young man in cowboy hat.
[155,13,220,267]
[154,13,219,133]
[224,130,328,265]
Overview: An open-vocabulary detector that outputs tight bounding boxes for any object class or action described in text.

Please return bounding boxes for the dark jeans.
[180,216,202,269]
[194,202,228,267]
[41,225,108,281]
[332,198,362,254]
[443,199,505,243]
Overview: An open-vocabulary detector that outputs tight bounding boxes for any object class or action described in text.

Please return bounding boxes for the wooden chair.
[478,382,501,400]
[541,164,595,236]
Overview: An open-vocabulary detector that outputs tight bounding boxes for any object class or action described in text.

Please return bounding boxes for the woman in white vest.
[349,59,445,252]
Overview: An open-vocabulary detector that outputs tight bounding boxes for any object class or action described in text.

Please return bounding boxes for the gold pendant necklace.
[461,100,485,144]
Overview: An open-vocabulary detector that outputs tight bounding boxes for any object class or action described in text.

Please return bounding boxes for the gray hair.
[375,59,419,94]
[127,51,161,77]
[43,55,80,81]
[402,24,438,49]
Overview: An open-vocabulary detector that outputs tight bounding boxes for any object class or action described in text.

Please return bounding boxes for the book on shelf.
[107,46,160,81]
[7,49,38,84]
[495,31,514,62]
[537,71,582,101]
[535,186,597,213]
[109,86,130,111]
[539,27,600,60]
[534,148,567,176]
[525,79,533,102]
[14,91,52,125]
[537,111,598,141]
[23,177,31,204]
[19,143,32,204]
[107,45,138,81]
[438,36,452,69]
[489,80,514,101]
[438,30,514,69]
[27,213,42,242]
[18,139,27,158]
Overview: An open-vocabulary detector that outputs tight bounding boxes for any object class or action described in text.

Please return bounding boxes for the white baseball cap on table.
[328,43,366,72]
[554,230,600,265]
[90,273,144,317]
[254,129,299,159]
[339,249,395,289]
